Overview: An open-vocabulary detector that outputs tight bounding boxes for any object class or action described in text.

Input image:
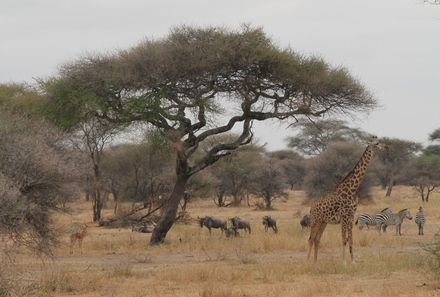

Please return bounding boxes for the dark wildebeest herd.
[197,214,295,238]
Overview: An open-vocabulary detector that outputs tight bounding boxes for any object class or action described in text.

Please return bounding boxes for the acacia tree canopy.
[287,119,370,156]
[45,25,376,244]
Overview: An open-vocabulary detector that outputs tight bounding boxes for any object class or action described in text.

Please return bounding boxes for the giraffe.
[307,136,386,262]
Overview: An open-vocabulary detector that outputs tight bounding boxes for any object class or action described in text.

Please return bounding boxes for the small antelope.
[69,224,88,254]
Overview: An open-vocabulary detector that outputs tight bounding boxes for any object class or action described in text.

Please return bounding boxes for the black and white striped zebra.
[376,208,413,236]
[355,213,376,230]
[374,208,393,232]
[355,208,392,230]
[415,206,425,236]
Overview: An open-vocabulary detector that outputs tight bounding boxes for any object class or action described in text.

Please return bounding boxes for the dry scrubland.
[10,187,440,297]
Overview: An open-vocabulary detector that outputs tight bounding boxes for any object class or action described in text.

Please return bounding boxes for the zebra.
[376,208,413,236]
[230,217,251,234]
[199,216,227,235]
[262,216,278,233]
[356,207,393,230]
[355,213,376,230]
[415,206,425,236]
[299,214,310,230]
[374,208,394,232]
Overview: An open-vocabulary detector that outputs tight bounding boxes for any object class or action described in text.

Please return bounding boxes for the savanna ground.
[9,187,440,297]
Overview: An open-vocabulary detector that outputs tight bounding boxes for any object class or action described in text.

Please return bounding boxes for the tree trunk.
[112,188,119,215]
[149,174,189,245]
[232,193,242,206]
[264,194,272,209]
[385,177,394,197]
[426,186,434,202]
[92,187,102,222]
[85,175,91,201]
[92,165,102,222]
[215,190,225,207]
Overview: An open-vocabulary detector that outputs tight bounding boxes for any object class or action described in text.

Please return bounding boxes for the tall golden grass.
[7,186,440,297]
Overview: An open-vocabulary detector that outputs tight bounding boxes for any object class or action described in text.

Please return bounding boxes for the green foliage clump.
[0,83,46,116]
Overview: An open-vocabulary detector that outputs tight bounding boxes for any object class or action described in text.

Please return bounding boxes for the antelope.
[70,224,88,254]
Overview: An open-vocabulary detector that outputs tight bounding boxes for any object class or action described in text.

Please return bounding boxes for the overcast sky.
[1,0,439,150]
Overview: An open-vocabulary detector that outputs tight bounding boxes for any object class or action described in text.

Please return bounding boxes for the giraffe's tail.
[355,217,358,225]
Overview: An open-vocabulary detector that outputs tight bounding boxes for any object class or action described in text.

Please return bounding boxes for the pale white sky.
[1,0,439,150]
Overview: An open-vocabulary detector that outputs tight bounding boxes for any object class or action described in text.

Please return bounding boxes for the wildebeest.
[230,217,251,234]
[199,216,227,235]
[300,214,310,230]
[262,216,278,233]
[225,226,239,238]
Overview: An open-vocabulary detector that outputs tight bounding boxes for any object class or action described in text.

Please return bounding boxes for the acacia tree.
[44,26,376,245]
[210,144,263,206]
[303,141,375,200]
[424,128,440,155]
[268,150,305,190]
[375,138,422,197]
[41,80,121,222]
[403,155,440,202]
[402,129,440,202]
[250,157,288,209]
[287,119,369,156]
[101,138,174,213]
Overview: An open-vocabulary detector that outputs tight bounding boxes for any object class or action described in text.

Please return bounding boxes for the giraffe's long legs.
[347,225,354,262]
[78,238,83,254]
[348,228,354,263]
[341,224,348,262]
[69,237,75,255]
[308,222,320,260]
[313,223,327,262]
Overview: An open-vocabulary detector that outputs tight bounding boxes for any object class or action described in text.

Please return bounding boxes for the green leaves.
[39,78,103,131]
[0,83,46,117]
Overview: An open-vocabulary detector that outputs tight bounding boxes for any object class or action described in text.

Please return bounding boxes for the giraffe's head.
[367,136,387,151]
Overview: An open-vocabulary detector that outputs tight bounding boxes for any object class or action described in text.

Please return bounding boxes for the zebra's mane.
[380,207,391,212]
[398,208,409,213]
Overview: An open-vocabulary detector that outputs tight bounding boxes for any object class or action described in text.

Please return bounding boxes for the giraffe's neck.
[335,145,374,197]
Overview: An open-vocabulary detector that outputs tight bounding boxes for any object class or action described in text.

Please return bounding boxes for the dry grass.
[9,186,440,296]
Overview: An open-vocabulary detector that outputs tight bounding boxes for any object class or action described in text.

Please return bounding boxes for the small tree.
[209,144,263,206]
[375,138,422,197]
[250,157,288,209]
[303,142,374,200]
[269,150,305,190]
[45,25,376,244]
[403,155,440,202]
[101,138,174,212]
[0,110,79,254]
[41,79,121,222]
